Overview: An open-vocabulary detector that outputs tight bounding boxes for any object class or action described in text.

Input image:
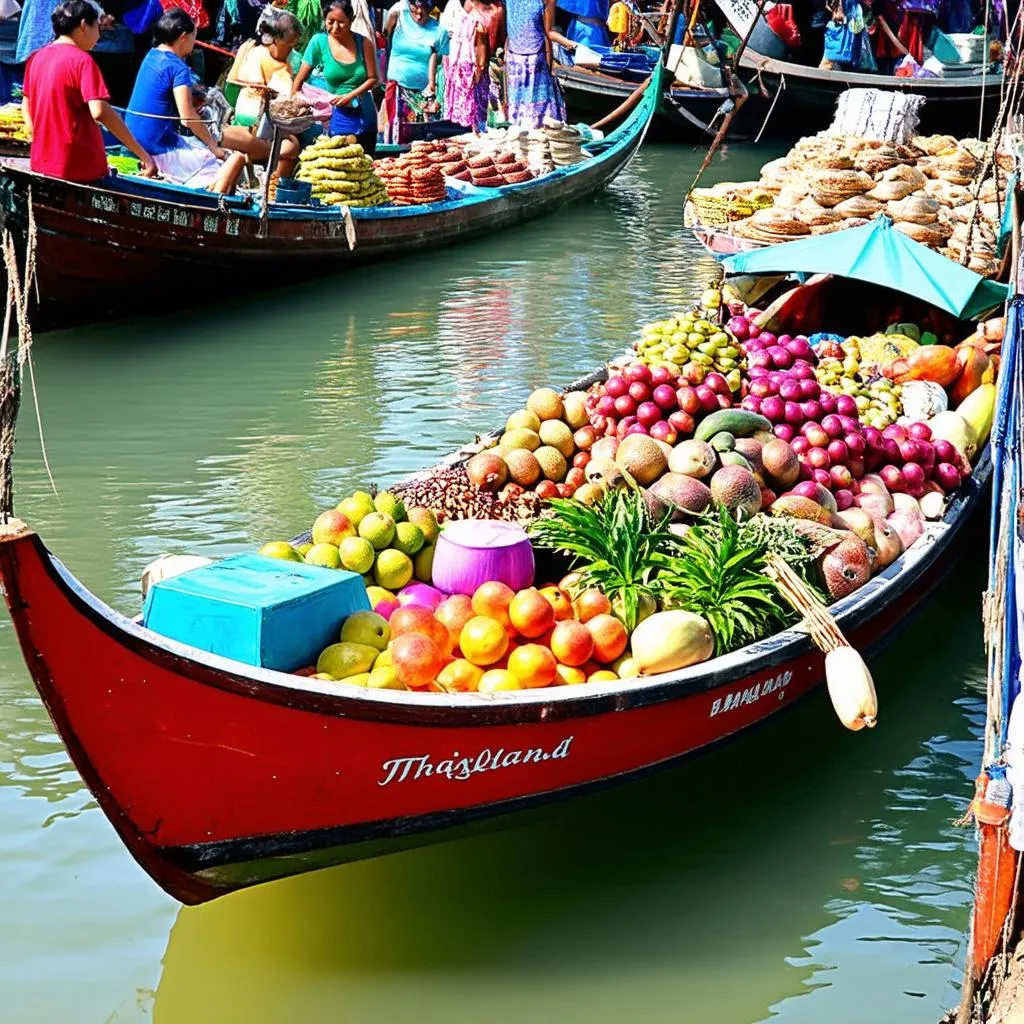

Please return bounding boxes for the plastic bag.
[299,84,333,123]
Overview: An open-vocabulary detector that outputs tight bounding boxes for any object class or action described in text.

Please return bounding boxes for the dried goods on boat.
[0,224,1006,902]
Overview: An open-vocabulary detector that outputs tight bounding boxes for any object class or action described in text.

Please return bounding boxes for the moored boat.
[0,64,660,329]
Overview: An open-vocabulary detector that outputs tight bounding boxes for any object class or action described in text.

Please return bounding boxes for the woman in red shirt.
[22,0,155,182]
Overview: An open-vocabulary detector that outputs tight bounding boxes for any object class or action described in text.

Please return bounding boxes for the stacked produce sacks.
[295,135,388,208]
[686,130,1011,275]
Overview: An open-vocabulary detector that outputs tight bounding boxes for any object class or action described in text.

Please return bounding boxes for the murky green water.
[0,145,987,1023]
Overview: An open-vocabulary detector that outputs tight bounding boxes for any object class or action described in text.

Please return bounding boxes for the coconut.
[647,473,713,520]
[504,449,542,487]
[526,387,564,421]
[466,452,508,492]
[615,435,669,486]
[538,420,575,458]
[820,536,872,600]
[562,392,589,430]
[534,445,568,482]
[500,427,541,453]
[709,465,762,520]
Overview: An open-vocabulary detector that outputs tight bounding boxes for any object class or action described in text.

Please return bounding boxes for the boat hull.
[0,450,989,904]
[740,51,1003,136]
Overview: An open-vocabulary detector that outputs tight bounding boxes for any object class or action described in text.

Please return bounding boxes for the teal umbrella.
[722,217,1008,321]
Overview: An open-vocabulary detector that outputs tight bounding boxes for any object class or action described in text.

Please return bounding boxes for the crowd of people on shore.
[21,0,593,193]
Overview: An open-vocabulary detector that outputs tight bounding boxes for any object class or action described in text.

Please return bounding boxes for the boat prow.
[0,441,990,904]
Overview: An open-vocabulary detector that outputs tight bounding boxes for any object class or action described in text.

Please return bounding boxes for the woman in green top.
[292,0,380,154]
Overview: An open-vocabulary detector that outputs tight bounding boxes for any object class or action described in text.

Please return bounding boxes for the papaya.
[956,382,996,449]
[949,344,991,405]
[887,344,959,386]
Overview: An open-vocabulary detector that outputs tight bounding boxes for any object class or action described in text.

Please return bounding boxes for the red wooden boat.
[0,439,990,905]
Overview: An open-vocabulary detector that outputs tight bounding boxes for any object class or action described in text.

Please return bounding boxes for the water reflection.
[153,557,985,1024]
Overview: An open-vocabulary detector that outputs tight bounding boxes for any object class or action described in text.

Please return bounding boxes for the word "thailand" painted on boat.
[709,671,793,718]
[379,737,574,786]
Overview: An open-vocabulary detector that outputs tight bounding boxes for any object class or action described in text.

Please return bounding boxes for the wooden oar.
[589,74,653,131]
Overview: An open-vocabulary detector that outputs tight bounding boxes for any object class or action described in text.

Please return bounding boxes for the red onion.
[837,415,860,434]
[750,380,773,399]
[628,381,651,403]
[791,436,810,455]
[935,462,961,491]
[605,376,627,398]
[808,447,831,470]
[933,439,958,463]
[762,396,785,423]
[617,414,637,433]
[863,426,884,452]
[636,401,662,427]
[797,461,813,481]
[918,444,936,471]
[834,488,854,511]
[745,338,765,353]
[747,366,769,379]
[759,331,777,347]
[803,424,829,449]
[792,362,816,381]
[779,379,802,402]
[614,395,636,417]
[704,372,730,396]
[792,480,820,500]
[848,455,865,479]
[821,414,844,439]
[625,422,649,437]
[835,394,858,418]
[830,465,853,489]
[715,394,731,410]
[786,337,813,360]
[749,351,772,370]
[773,423,796,442]
[801,400,823,422]
[778,334,792,345]
[652,384,677,410]
[827,439,849,463]
[624,364,652,384]
[747,322,762,339]
[695,385,718,412]
[591,414,607,433]
[798,379,820,400]
[844,433,866,456]
[898,439,921,463]
[676,387,701,414]
[906,480,926,499]
[882,423,908,443]
[818,391,838,414]
[902,462,926,489]
[879,465,905,492]
[768,346,793,369]
[741,396,763,414]
[649,421,678,445]
[882,438,902,464]
[596,395,617,417]
[726,315,750,340]
[650,366,674,386]
[784,401,804,425]
[908,421,932,442]
[668,410,695,434]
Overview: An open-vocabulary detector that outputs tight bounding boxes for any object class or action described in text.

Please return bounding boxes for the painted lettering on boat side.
[378,737,573,786]
[90,194,117,213]
[709,671,793,718]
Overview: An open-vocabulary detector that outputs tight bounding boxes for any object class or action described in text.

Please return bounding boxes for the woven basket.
[688,189,774,228]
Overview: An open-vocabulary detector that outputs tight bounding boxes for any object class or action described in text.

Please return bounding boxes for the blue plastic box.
[142,553,371,671]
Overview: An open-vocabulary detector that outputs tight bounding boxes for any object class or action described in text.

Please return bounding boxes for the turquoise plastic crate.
[142,553,370,671]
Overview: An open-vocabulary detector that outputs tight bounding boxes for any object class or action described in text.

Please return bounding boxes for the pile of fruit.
[250,278,1001,696]
[296,135,388,208]
[635,287,745,388]
[260,489,439,592]
[312,582,630,691]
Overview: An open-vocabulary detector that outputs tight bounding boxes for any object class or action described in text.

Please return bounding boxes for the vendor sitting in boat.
[126,9,280,194]
[21,0,156,183]
[292,0,380,155]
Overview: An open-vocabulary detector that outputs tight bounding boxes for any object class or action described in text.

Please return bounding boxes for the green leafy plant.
[527,488,674,631]
[654,507,805,654]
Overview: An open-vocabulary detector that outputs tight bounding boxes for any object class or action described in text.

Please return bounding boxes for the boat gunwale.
[17,444,990,727]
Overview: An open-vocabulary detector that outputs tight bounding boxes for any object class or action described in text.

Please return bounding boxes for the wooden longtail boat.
[738,50,1003,137]
[554,62,733,140]
[0,422,991,904]
[0,65,659,329]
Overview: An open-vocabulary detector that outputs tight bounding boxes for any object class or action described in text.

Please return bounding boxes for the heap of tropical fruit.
[259,283,1000,694]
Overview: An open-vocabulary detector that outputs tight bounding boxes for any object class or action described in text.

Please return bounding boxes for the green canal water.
[0,144,989,1023]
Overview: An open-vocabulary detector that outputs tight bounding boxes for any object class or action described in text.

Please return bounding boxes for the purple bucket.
[431,520,535,596]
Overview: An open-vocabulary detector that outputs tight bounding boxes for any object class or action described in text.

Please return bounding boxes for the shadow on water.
[153,546,988,1024]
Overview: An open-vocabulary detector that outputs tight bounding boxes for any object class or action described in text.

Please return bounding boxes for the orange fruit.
[508,587,556,639]
[549,620,595,667]
[436,658,485,693]
[588,669,619,683]
[574,588,612,623]
[459,616,510,667]
[390,633,444,689]
[507,643,558,688]
[478,669,522,693]
[539,585,574,621]
[471,581,515,628]
[554,664,587,686]
[585,614,628,664]
[435,594,475,644]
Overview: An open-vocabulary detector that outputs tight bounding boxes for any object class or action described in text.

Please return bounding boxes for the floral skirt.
[505,50,565,128]
[443,57,490,131]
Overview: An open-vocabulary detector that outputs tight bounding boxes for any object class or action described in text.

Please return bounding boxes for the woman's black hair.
[51,0,98,36]
[322,0,355,19]
[152,7,196,45]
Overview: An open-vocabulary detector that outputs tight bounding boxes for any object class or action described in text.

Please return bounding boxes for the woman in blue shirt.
[382,0,442,144]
